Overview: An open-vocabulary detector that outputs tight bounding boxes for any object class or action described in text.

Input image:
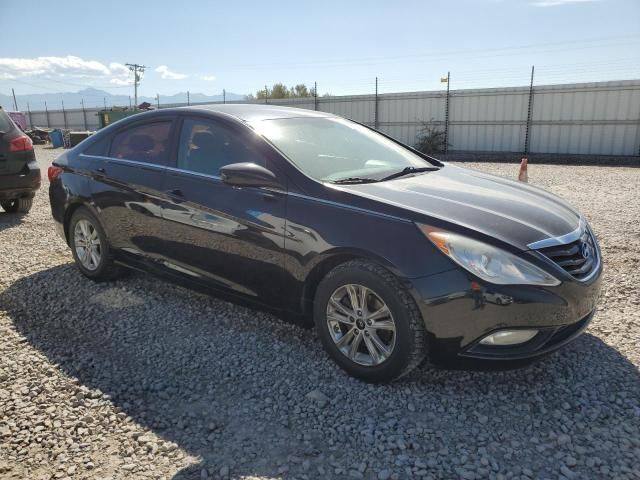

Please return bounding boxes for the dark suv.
[0,107,40,213]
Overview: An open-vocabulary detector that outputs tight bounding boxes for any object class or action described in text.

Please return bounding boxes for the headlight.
[418,224,560,286]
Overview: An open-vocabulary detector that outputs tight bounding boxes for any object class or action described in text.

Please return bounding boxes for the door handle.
[259,188,284,202]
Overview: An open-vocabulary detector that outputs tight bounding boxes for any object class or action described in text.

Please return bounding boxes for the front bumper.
[462,310,594,360]
[0,161,41,200]
[408,263,602,364]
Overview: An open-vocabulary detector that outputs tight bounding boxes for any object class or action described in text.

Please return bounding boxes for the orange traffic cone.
[518,157,528,183]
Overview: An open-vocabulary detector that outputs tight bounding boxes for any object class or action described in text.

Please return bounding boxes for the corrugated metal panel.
[319,94,376,124]
[23,80,640,156]
[530,81,640,155]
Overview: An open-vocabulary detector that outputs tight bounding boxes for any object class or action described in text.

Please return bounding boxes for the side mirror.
[220,162,283,190]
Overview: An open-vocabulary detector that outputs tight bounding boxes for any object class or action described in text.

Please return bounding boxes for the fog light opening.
[479,329,539,346]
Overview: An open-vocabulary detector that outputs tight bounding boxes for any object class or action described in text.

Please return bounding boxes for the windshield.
[251,117,434,182]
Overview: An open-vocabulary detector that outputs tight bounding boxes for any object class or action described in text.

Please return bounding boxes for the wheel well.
[62,203,86,244]
[301,254,362,315]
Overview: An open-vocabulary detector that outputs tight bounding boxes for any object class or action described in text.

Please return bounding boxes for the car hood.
[337,164,581,251]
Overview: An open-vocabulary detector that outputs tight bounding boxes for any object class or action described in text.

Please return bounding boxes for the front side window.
[110,121,172,165]
[251,117,431,182]
[177,118,264,176]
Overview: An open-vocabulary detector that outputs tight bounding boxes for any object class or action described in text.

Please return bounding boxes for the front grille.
[537,229,598,281]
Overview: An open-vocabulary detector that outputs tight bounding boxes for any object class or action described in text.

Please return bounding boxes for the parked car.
[49,105,602,382]
[0,107,40,213]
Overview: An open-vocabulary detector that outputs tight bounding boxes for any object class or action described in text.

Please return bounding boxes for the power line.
[213,34,640,70]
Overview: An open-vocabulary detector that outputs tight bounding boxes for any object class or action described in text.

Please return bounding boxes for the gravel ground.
[1,145,639,480]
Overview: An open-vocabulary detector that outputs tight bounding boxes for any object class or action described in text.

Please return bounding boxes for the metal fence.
[24,79,640,157]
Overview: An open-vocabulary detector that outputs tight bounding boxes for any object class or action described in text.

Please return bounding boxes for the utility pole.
[187,91,190,106]
[11,88,18,110]
[264,85,268,104]
[223,89,226,104]
[125,63,147,110]
[156,94,160,109]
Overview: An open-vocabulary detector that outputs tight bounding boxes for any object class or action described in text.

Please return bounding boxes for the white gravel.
[0,146,639,480]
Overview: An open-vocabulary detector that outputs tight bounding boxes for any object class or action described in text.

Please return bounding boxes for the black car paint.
[49,105,602,364]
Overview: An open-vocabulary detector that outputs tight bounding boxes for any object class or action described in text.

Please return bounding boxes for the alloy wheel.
[326,284,396,366]
[74,219,101,271]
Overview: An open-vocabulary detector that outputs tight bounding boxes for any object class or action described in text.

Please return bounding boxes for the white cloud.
[0,55,112,77]
[0,55,131,86]
[200,75,217,81]
[108,62,129,75]
[155,65,188,80]
[530,0,599,6]
[110,78,133,86]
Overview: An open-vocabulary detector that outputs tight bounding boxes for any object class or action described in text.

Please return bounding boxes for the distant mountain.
[0,88,246,111]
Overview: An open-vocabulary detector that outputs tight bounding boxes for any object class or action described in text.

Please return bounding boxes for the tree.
[291,84,309,97]
[270,83,290,99]
[415,121,448,154]
[252,83,321,100]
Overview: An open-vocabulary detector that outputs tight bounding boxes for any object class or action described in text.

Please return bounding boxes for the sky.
[1,0,639,99]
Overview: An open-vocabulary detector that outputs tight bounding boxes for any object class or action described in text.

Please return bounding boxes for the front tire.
[69,207,125,282]
[1,198,33,213]
[314,260,427,383]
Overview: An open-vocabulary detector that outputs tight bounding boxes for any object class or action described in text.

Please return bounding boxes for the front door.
[160,114,289,306]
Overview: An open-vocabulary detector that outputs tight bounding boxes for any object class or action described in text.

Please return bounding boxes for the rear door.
[85,117,176,262]
[159,114,289,305]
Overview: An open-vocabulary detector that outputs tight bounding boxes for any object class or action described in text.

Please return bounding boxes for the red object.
[9,134,33,152]
[48,165,63,182]
[518,157,528,183]
[7,111,27,130]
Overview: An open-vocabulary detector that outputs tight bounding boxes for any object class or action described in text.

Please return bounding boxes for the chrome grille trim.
[527,217,585,250]
[533,224,600,282]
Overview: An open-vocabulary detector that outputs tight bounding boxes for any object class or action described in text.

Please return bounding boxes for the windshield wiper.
[331,177,379,185]
[379,166,440,182]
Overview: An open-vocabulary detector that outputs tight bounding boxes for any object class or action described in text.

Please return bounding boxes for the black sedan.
[49,105,602,382]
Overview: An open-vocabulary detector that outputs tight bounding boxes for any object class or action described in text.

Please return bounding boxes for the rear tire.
[69,207,125,282]
[314,260,427,383]
[1,198,33,213]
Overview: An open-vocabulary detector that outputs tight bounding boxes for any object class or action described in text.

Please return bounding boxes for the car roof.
[177,103,335,122]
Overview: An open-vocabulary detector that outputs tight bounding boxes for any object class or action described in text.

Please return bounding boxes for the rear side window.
[84,136,110,156]
[110,121,172,165]
[177,117,265,176]
[0,110,15,134]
